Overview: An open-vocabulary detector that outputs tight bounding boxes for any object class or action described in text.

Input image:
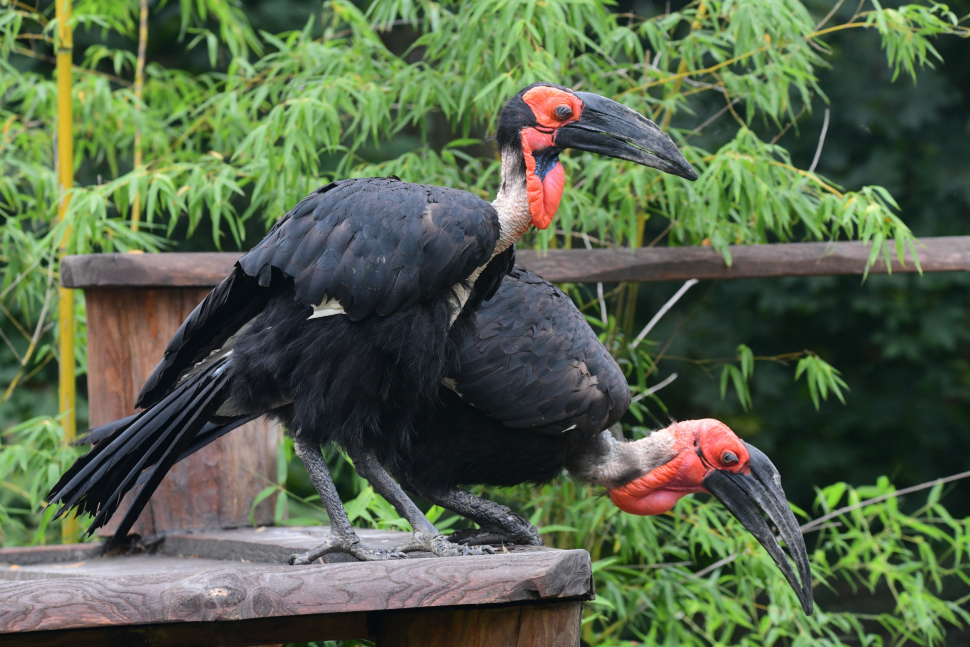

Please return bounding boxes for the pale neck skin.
[491,148,533,256]
[567,427,679,490]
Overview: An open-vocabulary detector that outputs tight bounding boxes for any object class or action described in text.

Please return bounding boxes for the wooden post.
[85,286,279,536]
[377,602,582,647]
[64,263,280,536]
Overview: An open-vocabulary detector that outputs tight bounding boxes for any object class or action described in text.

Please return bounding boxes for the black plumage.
[395,265,630,496]
[138,177,499,409]
[452,265,628,437]
[52,357,234,538]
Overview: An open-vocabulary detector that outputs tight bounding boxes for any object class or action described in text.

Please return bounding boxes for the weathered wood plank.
[84,287,279,537]
[0,555,265,582]
[0,544,102,567]
[60,237,970,288]
[377,601,583,647]
[161,526,557,565]
[0,550,593,634]
[0,611,368,647]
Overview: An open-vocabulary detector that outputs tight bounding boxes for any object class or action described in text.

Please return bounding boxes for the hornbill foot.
[288,532,407,565]
[395,531,495,557]
[449,523,544,548]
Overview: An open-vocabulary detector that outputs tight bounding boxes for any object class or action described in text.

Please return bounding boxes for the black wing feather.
[452,266,630,439]
[139,177,500,407]
[238,177,500,321]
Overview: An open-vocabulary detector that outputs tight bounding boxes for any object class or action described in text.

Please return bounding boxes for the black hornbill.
[385,265,814,614]
[48,81,811,611]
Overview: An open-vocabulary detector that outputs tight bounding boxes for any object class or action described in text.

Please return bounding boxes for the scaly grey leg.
[288,437,406,564]
[411,485,544,547]
[349,450,494,557]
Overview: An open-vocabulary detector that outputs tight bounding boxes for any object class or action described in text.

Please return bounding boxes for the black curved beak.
[555,92,698,181]
[702,443,814,614]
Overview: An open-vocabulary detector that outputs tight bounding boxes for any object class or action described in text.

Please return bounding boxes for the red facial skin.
[608,419,751,516]
[520,87,584,229]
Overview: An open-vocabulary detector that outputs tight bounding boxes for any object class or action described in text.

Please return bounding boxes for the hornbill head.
[496,82,697,229]
[573,419,813,614]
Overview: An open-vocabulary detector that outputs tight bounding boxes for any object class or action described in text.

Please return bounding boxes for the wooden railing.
[61,237,970,289]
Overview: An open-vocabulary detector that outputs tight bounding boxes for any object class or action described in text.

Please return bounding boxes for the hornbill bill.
[49,82,697,562]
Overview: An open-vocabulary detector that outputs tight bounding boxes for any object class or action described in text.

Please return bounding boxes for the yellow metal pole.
[56,0,78,544]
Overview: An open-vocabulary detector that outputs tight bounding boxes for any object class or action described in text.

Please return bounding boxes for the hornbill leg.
[348,450,495,557]
[410,485,544,548]
[288,437,406,564]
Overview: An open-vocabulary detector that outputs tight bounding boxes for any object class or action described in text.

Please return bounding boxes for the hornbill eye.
[555,104,573,120]
[721,450,738,466]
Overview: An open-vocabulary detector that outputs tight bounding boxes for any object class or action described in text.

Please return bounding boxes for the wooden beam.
[60,237,970,289]
[61,252,242,288]
[517,237,962,283]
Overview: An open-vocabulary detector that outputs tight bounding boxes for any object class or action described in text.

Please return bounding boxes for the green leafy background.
[2,0,970,644]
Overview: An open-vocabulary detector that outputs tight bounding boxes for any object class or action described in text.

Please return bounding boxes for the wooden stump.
[80,284,279,536]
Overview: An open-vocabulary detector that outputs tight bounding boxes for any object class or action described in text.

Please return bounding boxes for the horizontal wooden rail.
[60,237,970,289]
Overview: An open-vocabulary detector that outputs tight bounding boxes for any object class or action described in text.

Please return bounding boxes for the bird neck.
[567,427,679,490]
[492,147,533,256]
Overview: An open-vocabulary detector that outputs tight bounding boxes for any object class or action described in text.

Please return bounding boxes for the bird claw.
[288,533,408,564]
[395,531,495,557]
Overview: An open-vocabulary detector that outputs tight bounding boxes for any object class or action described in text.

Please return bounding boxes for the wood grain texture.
[0,550,592,634]
[60,237,970,289]
[84,287,279,536]
[377,602,582,647]
[0,612,368,647]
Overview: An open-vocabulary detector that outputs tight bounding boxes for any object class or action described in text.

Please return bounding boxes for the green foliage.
[0,415,83,546]
[1,0,969,644]
[796,352,849,410]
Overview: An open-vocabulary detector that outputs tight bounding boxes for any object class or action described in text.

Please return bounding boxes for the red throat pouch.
[521,129,564,229]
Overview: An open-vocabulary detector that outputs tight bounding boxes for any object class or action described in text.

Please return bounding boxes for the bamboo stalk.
[55,0,77,544]
[130,0,148,232]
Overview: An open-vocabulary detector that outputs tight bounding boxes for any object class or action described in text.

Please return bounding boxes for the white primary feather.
[308,298,346,320]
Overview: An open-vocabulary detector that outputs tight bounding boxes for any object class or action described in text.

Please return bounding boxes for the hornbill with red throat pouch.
[393,265,813,614]
[47,82,809,609]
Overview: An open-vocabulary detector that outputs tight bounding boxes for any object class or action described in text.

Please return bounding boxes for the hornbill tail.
[47,358,234,543]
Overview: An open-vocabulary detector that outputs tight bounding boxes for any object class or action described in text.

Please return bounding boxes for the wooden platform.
[0,527,592,646]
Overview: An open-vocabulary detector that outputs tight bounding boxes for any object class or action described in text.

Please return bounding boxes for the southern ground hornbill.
[386,264,813,614]
[48,82,812,612]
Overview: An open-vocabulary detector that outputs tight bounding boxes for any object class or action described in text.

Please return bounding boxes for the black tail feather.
[132,414,260,490]
[76,413,140,446]
[47,358,233,542]
[107,370,232,542]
